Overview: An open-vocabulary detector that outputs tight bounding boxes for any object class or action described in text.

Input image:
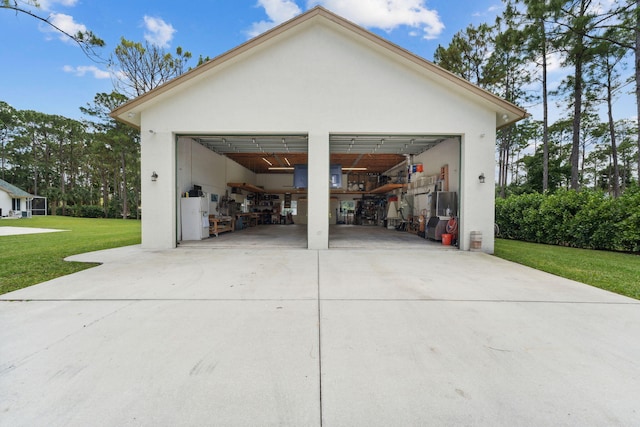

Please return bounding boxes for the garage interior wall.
[177,137,255,239]
[412,138,460,192]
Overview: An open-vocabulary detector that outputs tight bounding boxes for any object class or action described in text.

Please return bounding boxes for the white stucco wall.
[140,131,176,248]
[460,130,497,253]
[137,17,499,251]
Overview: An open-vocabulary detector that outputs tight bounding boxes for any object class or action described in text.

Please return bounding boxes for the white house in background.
[111,6,527,252]
[0,178,33,218]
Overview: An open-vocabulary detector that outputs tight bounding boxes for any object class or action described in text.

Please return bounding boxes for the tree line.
[0,95,140,218]
[433,0,640,198]
[0,28,197,217]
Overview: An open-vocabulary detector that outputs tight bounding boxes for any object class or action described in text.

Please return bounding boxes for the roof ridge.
[111,6,527,128]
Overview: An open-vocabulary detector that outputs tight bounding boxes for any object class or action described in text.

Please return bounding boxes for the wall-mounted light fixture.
[478,172,485,184]
[151,171,158,182]
[148,129,155,134]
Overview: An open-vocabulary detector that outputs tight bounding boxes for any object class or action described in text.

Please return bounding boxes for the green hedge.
[55,205,105,218]
[496,187,640,253]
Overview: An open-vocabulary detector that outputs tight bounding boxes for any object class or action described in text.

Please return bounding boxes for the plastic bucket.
[441,233,452,246]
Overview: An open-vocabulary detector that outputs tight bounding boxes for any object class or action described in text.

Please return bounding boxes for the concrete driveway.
[1,245,639,426]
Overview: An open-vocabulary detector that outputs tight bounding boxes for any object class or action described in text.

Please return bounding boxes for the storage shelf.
[368,183,407,194]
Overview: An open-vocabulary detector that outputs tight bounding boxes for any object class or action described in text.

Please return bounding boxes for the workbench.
[209,215,234,237]
[235,213,258,229]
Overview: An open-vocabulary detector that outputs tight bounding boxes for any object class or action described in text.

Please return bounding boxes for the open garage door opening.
[176,134,310,248]
[328,133,462,249]
[175,132,461,250]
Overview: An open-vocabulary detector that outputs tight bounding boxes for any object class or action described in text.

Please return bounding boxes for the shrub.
[614,187,640,252]
[78,205,105,218]
[495,192,544,241]
[54,205,104,218]
[496,189,640,253]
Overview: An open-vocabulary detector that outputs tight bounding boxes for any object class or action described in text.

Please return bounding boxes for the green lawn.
[495,238,640,300]
[0,216,140,295]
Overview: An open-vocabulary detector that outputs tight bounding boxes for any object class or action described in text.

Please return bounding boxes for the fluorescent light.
[284,157,291,166]
[342,167,367,171]
[268,167,294,171]
[262,157,273,166]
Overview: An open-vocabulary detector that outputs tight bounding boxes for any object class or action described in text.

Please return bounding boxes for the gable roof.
[111,6,527,129]
[0,178,32,198]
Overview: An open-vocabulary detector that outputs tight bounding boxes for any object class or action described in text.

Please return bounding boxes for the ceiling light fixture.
[268,167,294,171]
[342,167,367,171]
[284,157,291,166]
[262,157,273,166]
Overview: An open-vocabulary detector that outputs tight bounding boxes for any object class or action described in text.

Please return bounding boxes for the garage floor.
[1,244,639,426]
[180,224,449,249]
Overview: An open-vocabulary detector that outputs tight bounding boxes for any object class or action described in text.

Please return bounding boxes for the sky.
[0,0,635,124]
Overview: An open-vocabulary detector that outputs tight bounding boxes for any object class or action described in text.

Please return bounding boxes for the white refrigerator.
[180,196,210,240]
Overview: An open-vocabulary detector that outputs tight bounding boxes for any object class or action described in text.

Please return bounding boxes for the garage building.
[111,6,527,252]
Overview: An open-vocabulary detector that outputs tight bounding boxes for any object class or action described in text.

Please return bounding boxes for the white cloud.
[472,4,503,18]
[63,65,111,79]
[41,13,88,42]
[143,16,176,48]
[248,0,302,38]
[261,0,302,22]
[308,0,445,39]
[546,52,564,73]
[590,0,617,15]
